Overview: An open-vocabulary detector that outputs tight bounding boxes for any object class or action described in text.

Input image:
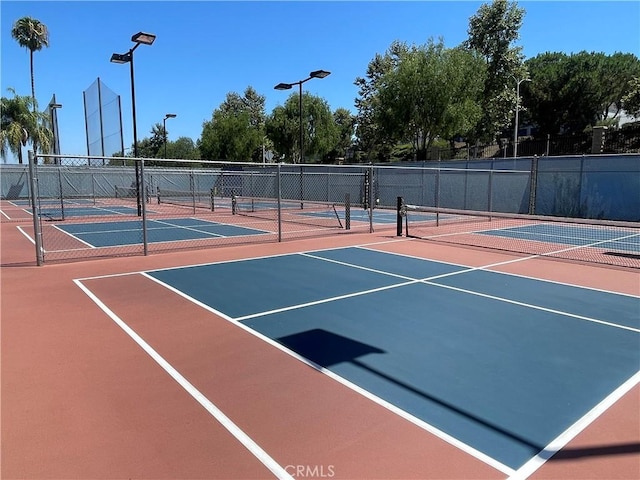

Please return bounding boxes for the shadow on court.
[276,328,545,455]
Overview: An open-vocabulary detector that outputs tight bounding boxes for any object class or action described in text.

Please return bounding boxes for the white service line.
[300,251,639,333]
[73,278,293,480]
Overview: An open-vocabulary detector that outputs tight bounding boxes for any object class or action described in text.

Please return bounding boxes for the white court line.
[508,370,640,480]
[52,223,97,248]
[296,252,639,333]
[73,242,634,477]
[73,278,293,480]
[139,271,514,476]
[358,245,640,299]
[16,225,35,245]
[421,279,639,333]
[150,218,228,238]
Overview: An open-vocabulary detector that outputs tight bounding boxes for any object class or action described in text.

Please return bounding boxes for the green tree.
[199,87,266,161]
[464,0,527,142]
[326,107,355,162]
[265,92,338,163]
[265,105,296,161]
[11,16,49,154]
[164,137,199,162]
[598,53,640,122]
[199,110,261,161]
[622,77,640,117]
[354,41,408,161]
[1,88,52,164]
[523,51,640,135]
[376,40,486,159]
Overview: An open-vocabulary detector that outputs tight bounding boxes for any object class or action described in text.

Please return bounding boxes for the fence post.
[368,164,374,233]
[528,155,538,215]
[27,150,44,265]
[591,126,607,154]
[57,166,66,221]
[140,158,148,255]
[277,163,282,242]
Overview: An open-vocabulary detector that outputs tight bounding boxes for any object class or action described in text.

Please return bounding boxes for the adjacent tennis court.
[76,245,640,477]
[9,198,142,219]
[55,217,269,247]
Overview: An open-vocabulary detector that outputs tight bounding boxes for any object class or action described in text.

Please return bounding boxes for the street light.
[49,103,62,164]
[111,31,156,216]
[163,113,176,158]
[514,77,531,158]
[274,69,330,163]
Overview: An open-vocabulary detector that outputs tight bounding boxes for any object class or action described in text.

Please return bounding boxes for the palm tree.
[1,88,52,164]
[11,16,49,154]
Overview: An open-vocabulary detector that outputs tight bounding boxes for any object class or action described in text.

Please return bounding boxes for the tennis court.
[54,217,269,247]
[68,244,639,479]
[6,197,142,219]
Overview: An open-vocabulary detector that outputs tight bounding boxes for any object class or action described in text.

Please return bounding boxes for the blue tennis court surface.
[479,224,640,253]
[57,218,269,247]
[146,247,639,472]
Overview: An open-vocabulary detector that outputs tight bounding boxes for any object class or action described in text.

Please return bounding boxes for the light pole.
[274,70,330,164]
[111,31,156,216]
[514,77,531,158]
[49,103,62,164]
[163,113,176,158]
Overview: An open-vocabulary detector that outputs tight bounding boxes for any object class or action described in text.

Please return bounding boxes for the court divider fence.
[2,152,638,264]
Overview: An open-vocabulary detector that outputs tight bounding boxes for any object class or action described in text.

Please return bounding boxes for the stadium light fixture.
[110,31,156,217]
[131,32,156,45]
[110,52,131,64]
[273,70,331,163]
[163,113,177,158]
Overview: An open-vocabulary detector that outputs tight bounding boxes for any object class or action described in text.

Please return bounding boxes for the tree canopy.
[1,88,52,163]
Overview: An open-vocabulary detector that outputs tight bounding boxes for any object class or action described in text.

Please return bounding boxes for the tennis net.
[114,185,138,201]
[156,188,214,212]
[232,195,346,229]
[398,199,640,269]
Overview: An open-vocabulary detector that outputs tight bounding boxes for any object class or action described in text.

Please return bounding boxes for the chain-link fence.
[1,152,637,264]
[6,155,376,263]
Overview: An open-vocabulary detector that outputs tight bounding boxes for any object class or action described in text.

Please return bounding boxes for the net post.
[396,197,404,236]
[210,188,215,212]
[231,195,237,215]
[345,193,351,230]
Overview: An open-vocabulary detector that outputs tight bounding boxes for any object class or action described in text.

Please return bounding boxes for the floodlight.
[132,32,156,45]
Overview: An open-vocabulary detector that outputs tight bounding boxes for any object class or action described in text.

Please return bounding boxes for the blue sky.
[2,1,639,162]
